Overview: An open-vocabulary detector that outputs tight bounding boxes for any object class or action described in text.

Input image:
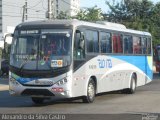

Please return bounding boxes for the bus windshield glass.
[10,29,72,70]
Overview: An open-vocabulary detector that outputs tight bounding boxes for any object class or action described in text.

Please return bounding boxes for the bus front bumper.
[9,80,72,99]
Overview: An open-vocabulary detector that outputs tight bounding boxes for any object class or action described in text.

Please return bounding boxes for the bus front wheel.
[82,78,96,103]
[31,97,44,104]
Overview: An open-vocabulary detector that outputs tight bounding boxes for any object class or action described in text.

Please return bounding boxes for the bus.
[154,44,160,73]
[9,20,153,104]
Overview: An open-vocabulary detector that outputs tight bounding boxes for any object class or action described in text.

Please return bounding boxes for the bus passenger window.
[141,37,147,54]
[86,30,99,53]
[124,35,133,54]
[147,38,151,54]
[133,36,142,54]
[112,34,123,53]
[100,32,112,53]
[74,30,85,60]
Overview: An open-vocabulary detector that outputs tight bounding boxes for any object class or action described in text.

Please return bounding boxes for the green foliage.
[56,11,70,19]
[105,0,160,46]
[75,6,104,22]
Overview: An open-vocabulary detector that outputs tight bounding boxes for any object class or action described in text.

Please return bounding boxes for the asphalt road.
[0,74,160,120]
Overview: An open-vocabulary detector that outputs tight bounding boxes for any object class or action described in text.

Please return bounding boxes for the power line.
[42,0,47,10]
[3,3,46,13]
[2,14,45,19]
[3,11,44,16]
[27,0,43,9]
[3,0,47,12]
[61,0,78,9]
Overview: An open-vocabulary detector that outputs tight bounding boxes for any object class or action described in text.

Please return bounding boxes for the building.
[0,0,80,35]
[54,0,80,18]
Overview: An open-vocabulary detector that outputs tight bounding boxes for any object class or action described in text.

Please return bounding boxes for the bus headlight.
[56,78,68,86]
[10,78,20,86]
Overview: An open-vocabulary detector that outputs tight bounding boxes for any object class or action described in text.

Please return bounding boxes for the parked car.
[0,59,9,76]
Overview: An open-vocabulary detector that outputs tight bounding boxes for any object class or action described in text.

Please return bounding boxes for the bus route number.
[97,59,112,68]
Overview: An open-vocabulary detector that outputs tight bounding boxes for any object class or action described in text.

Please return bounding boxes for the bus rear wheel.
[125,74,136,94]
[82,78,96,103]
[31,97,44,104]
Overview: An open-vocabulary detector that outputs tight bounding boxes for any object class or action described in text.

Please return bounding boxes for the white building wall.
[70,0,80,16]
[54,0,80,17]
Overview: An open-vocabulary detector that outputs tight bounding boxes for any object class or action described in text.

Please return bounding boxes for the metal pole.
[25,0,28,21]
[22,5,25,22]
[48,0,53,19]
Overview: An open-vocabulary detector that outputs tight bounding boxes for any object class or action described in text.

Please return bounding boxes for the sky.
[80,0,160,13]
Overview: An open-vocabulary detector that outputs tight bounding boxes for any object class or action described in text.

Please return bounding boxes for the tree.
[75,6,104,22]
[75,9,87,20]
[105,0,160,45]
[150,2,160,46]
[56,11,70,19]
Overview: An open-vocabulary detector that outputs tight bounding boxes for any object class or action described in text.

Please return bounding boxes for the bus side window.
[74,30,85,60]
[100,32,112,53]
[86,30,99,53]
[133,36,142,54]
[124,35,133,54]
[141,37,147,54]
[112,34,123,53]
[147,38,151,54]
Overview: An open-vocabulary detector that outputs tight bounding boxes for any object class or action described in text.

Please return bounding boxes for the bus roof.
[17,19,151,36]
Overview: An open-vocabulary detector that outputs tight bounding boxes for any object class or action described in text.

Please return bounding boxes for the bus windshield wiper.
[19,59,31,72]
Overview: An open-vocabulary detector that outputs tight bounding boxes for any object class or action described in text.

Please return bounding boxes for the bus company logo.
[97,59,112,69]
[51,60,63,67]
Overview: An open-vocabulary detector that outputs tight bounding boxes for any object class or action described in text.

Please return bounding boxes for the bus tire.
[82,78,96,103]
[127,74,136,94]
[31,97,44,104]
[122,74,136,94]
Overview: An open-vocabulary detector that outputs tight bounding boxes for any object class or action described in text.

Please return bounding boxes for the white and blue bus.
[9,20,153,104]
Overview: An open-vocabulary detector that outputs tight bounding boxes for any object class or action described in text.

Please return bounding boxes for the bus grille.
[21,89,54,96]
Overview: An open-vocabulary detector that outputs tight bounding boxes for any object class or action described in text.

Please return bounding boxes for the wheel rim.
[88,82,95,100]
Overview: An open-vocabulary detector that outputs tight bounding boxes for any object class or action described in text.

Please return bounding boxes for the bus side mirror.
[3,33,13,59]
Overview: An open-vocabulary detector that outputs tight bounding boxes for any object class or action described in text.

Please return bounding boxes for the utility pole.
[48,0,53,19]
[25,0,28,21]
[22,0,28,22]
[22,5,25,22]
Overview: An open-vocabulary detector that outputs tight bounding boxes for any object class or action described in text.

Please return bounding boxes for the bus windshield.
[10,29,72,71]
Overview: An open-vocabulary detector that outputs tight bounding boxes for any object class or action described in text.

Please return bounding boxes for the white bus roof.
[18,19,151,36]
